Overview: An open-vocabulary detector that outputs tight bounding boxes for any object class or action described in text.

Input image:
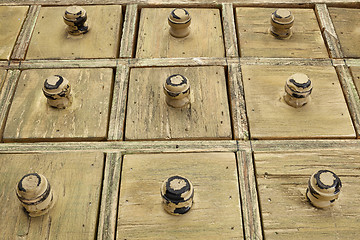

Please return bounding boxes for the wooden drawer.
[117,152,243,239]
[242,64,355,139]
[26,5,122,59]
[0,152,104,239]
[3,68,113,142]
[136,8,225,58]
[0,6,28,60]
[236,8,328,58]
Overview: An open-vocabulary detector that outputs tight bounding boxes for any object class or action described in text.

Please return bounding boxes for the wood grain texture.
[0,152,104,240]
[329,7,360,58]
[107,64,130,140]
[350,66,360,96]
[315,4,343,59]
[3,68,113,142]
[125,66,232,140]
[98,153,122,240]
[222,3,239,57]
[242,64,355,139]
[117,152,243,239]
[11,5,41,60]
[136,8,225,58]
[236,8,328,58]
[255,150,360,239]
[0,6,28,60]
[26,5,122,59]
[119,4,138,58]
[0,69,7,90]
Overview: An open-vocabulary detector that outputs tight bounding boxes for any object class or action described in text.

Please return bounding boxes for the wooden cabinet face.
[26,5,122,59]
[329,8,360,58]
[0,6,28,60]
[3,68,113,142]
[236,8,328,58]
[350,66,360,96]
[255,150,360,239]
[0,152,104,239]
[125,66,232,140]
[136,8,225,58]
[242,65,355,139]
[117,153,243,239]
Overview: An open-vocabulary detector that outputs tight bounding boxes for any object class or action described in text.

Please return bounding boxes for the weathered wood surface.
[255,150,360,239]
[350,66,360,96]
[0,69,7,90]
[119,4,138,58]
[117,152,243,239]
[329,7,360,58]
[136,8,225,58]
[0,6,28,60]
[3,68,113,142]
[0,152,104,240]
[222,3,239,57]
[26,5,122,59]
[236,8,329,59]
[242,64,355,139]
[125,66,232,140]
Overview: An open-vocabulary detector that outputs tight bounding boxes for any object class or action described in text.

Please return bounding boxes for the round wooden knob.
[284,73,312,108]
[63,6,89,36]
[16,173,55,217]
[270,9,294,39]
[42,75,72,109]
[161,176,194,215]
[168,8,191,38]
[163,74,190,108]
[306,170,342,208]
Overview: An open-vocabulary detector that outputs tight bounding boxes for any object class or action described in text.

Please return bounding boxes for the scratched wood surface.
[255,150,360,239]
[136,8,225,58]
[0,69,6,89]
[3,68,113,142]
[0,6,28,60]
[26,5,122,59]
[125,66,232,140]
[328,8,360,58]
[350,66,360,96]
[0,152,104,239]
[117,152,243,239]
[242,64,355,139]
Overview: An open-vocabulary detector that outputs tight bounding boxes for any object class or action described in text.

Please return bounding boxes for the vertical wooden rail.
[315,4,343,59]
[228,63,249,140]
[336,64,360,138]
[98,152,123,240]
[11,5,41,60]
[237,149,263,240]
[0,69,21,140]
[107,64,130,140]
[222,3,239,58]
[119,4,139,58]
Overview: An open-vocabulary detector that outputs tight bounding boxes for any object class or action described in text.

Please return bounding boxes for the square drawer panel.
[255,150,360,239]
[117,153,243,239]
[26,5,122,59]
[0,152,104,239]
[136,8,225,58]
[0,6,28,60]
[236,8,328,58]
[3,68,113,142]
[329,8,360,58]
[242,65,355,139]
[350,66,360,95]
[125,66,232,140]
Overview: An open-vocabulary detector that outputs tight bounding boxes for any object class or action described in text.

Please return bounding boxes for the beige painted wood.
[350,66,360,96]
[26,5,122,59]
[0,152,104,239]
[236,8,328,58]
[255,150,360,239]
[0,69,6,90]
[0,6,28,60]
[242,65,355,139]
[117,152,243,239]
[3,68,113,142]
[125,66,232,140]
[136,8,225,58]
[329,8,360,58]
[119,4,138,58]
[222,3,239,57]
